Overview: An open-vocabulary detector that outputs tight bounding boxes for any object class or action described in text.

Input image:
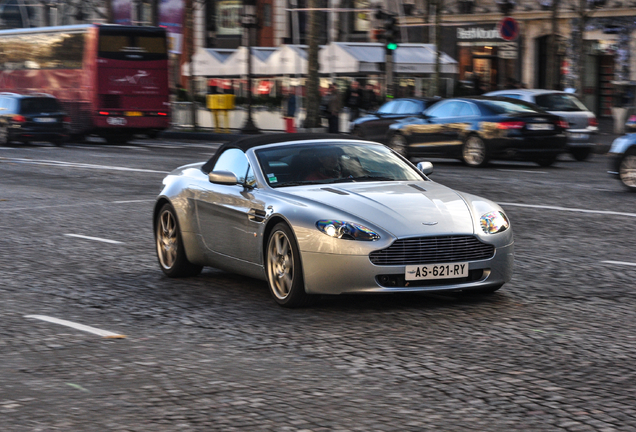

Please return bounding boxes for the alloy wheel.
[620,154,636,189]
[157,209,178,270]
[463,136,486,167]
[267,230,294,300]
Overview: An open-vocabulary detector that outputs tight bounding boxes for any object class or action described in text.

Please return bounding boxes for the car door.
[194,148,264,264]
[408,100,461,155]
[363,100,398,141]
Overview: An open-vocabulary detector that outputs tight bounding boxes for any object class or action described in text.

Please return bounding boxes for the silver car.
[485,89,598,161]
[154,134,514,307]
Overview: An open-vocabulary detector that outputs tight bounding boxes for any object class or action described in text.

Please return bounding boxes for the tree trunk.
[432,0,441,96]
[304,0,321,128]
[546,0,559,89]
[576,0,586,99]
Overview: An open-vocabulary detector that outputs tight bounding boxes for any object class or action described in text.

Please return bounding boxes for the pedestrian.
[282,86,297,133]
[344,80,362,122]
[362,83,378,112]
[326,84,341,134]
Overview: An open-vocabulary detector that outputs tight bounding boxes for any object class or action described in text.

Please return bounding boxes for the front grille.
[369,235,495,266]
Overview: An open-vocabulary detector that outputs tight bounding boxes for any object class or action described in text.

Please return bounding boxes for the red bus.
[0,24,170,143]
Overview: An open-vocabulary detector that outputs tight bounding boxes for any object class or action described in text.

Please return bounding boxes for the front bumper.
[301,242,514,295]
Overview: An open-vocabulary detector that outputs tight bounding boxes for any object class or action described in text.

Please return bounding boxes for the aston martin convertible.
[154,134,514,307]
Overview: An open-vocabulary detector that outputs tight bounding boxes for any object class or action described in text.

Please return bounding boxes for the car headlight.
[316,220,380,241]
[480,211,510,234]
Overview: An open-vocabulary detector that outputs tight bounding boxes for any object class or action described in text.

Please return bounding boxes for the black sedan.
[349,97,440,143]
[386,97,569,167]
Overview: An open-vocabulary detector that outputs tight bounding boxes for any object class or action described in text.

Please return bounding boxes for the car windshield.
[480,100,540,114]
[534,93,588,112]
[255,142,424,187]
[20,98,62,114]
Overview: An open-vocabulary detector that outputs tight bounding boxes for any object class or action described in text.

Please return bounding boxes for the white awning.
[184,42,458,77]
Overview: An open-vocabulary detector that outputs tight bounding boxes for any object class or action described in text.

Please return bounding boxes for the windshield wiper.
[335,175,395,183]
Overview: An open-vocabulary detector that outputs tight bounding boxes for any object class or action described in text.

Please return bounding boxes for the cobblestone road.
[1,138,636,431]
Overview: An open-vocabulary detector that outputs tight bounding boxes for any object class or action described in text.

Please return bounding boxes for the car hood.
[282,181,475,237]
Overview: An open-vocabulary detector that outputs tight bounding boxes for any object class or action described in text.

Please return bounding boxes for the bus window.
[98,28,167,61]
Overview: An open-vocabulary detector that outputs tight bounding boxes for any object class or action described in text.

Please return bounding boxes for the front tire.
[388,133,409,158]
[265,223,312,308]
[619,149,636,192]
[462,135,488,167]
[535,154,558,167]
[155,203,203,277]
[571,147,591,161]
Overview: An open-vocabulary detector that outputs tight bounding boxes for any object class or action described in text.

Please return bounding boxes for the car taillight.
[99,111,109,116]
[588,116,598,127]
[12,114,27,123]
[497,121,525,130]
[158,112,168,116]
[557,119,569,129]
[63,116,71,123]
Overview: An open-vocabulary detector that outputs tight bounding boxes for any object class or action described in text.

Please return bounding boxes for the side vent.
[248,208,267,223]
[408,184,427,192]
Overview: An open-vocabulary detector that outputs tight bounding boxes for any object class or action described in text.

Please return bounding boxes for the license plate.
[568,133,589,139]
[33,117,56,123]
[527,123,554,131]
[405,262,469,281]
[125,111,143,117]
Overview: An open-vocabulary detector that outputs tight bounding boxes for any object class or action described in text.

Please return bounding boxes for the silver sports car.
[154,134,514,307]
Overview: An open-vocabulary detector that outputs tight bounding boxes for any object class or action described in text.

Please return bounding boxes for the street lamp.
[241,0,260,134]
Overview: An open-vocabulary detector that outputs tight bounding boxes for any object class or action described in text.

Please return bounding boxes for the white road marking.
[500,202,636,218]
[0,199,155,212]
[497,169,547,174]
[24,315,126,338]
[64,234,123,244]
[0,157,168,174]
[602,260,636,267]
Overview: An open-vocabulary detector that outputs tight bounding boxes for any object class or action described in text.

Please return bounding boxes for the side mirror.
[209,170,239,185]
[416,161,434,176]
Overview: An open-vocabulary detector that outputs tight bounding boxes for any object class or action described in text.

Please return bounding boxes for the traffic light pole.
[386,50,394,99]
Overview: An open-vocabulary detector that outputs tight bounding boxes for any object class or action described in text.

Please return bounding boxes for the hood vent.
[408,184,427,192]
[321,187,349,195]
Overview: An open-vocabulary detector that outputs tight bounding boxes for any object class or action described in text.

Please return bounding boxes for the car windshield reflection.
[255,142,424,187]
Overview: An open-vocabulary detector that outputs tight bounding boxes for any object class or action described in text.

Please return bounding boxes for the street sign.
[498,17,519,41]
[499,50,518,59]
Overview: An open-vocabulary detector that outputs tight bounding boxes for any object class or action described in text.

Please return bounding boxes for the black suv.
[0,93,69,145]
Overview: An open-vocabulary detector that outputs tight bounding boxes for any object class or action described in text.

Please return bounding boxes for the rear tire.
[155,203,203,277]
[462,135,488,167]
[388,133,409,158]
[571,147,591,162]
[265,223,312,308]
[619,149,636,192]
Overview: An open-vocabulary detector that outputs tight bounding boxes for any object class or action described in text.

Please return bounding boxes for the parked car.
[154,133,514,307]
[608,133,636,191]
[349,97,440,143]
[386,96,568,167]
[0,92,70,146]
[484,89,598,161]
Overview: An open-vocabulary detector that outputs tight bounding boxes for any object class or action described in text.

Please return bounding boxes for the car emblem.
[422,221,438,226]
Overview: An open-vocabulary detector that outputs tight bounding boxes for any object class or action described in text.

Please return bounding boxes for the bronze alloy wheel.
[155,203,202,277]
[265,223,311,307]
[619,152,636,191]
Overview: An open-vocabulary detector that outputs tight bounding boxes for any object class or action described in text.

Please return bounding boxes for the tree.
[304,0,321,129]
[431,0,441,96]
[571,0,605,97]
[546,0,561,90]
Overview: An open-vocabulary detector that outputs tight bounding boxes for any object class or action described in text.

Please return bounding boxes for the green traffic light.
[386,42,397,51]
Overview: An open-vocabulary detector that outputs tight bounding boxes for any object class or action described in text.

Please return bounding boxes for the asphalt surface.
[1,135,635,431]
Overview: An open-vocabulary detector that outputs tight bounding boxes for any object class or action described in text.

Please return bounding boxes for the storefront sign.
[457,27,502,40]
[354,0,371,32]
[159,0,184,54]
[499,42,518,59]
[217,0,242,36]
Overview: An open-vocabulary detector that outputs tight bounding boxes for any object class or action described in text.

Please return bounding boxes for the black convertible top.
[201,133,364,174]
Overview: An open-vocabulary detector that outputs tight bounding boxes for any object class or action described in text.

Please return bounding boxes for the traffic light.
[384,15,398,54]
